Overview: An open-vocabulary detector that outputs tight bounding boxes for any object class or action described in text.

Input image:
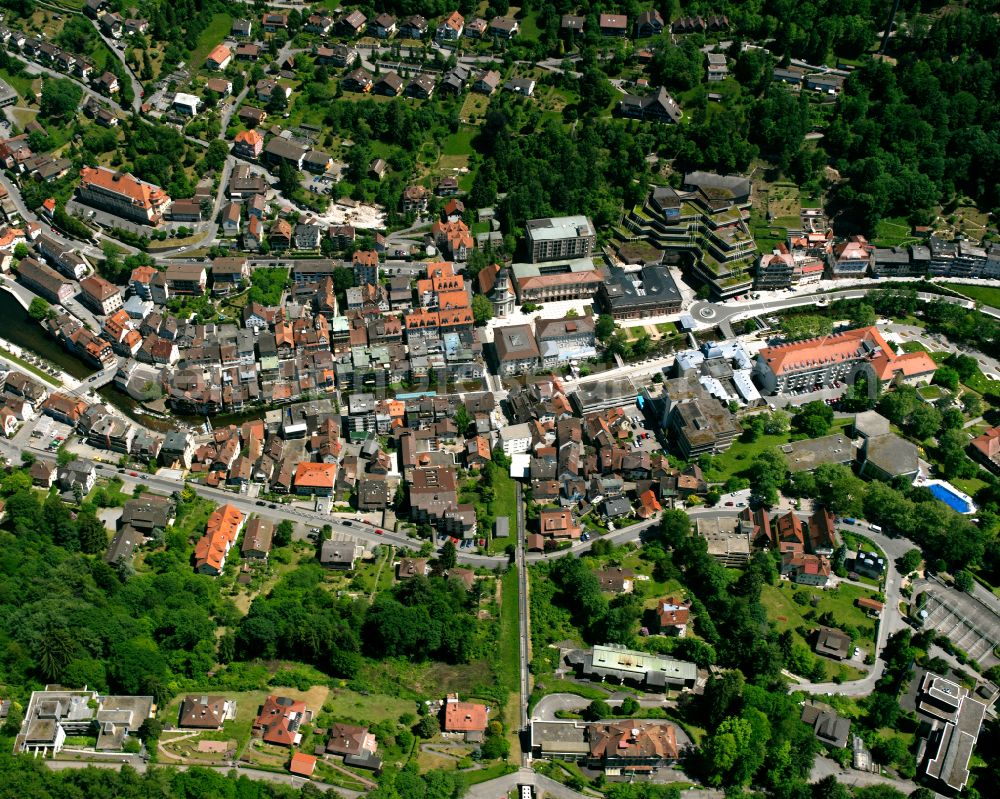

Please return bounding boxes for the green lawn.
[762,580,880,657]
[951,476,989,497]
[320,688,413,725]
[441,125,478,156]
[706,419,851,482]
[916,384,946,401]
[941,282,1000,310]
[900,341,929,353]
[498,568,521,693]
[189,13,233,71]
[0,67,35,99]
[873,216,919,248]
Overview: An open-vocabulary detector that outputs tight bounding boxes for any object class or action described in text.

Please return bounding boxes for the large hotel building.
[77,166,171,225]
[753,326,937,395]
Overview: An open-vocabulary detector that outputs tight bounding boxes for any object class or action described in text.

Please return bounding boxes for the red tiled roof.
[80,166,169,212]
[293,461,336,489]
[253,695,308,747]
[443,698,487,732]
[289,752,316,776]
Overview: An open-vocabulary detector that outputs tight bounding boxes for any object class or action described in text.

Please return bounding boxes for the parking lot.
[917,578,1000,668]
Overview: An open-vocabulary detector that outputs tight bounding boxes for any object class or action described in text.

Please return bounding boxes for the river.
[0,290,94,379]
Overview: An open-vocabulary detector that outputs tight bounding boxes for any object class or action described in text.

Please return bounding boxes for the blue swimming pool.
[927,483,973,513]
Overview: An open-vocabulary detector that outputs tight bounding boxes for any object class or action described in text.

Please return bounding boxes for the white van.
[869,524,883,533]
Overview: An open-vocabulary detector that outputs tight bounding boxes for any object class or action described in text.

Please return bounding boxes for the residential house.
[801,704,851,748]
[397,557,430,579]
[441,694,488,741]
[233,129,264,159]
[473,70,501,95]
[814,626,851,660]
[343,68,374,93]
[635,10,664,36]
[655,596,691,636]
[236,44,262,63]
[489,16,518,38]
[326,722,378,758]
[407,73,436,99]
[436,11,464,40]
[261,12,288,32]
[221,202,241,236]
[253,695,310,746]
[599,14,628,36]
[369,13,397,38]
[293,462,336,496]
[618,86,682,123]
[206,43,232,70]
[79,275,123,315]
[178,695,236,729]
[504,77,535,96]
[339,9,367,36]
[400,15,428,38]
[57,461,97,494]
[320,537,364,569]
[539,509,581,540]
[707,52,728,81]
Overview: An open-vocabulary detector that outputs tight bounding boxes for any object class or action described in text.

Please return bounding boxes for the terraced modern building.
[617,171,756,299]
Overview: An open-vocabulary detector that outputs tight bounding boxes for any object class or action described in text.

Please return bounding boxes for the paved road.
[531,692,670,722]
[465,767,724,799]
[462,515,664,569]
[689,288,976,330]
[88,21,143,111]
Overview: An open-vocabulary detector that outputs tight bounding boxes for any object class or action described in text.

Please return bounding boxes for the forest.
[0,461,492,721]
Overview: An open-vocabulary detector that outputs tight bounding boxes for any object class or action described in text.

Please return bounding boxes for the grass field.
[762,579,880,680]
[442,126,478,156]
[189,13,233,72]
[322,688,412,725]
[900,341,929,353]
[498,569,522,756]
[705,419,851,482]
[498,569,521,692]
[941,282,1000,310]
[873,216,919,248]
[0,67,35,100]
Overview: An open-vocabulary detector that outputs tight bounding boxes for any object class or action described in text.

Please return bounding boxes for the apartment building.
[17,257,74,304]
[525,215,596,263]
[826,235,871,278]
[79,275,123,315]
